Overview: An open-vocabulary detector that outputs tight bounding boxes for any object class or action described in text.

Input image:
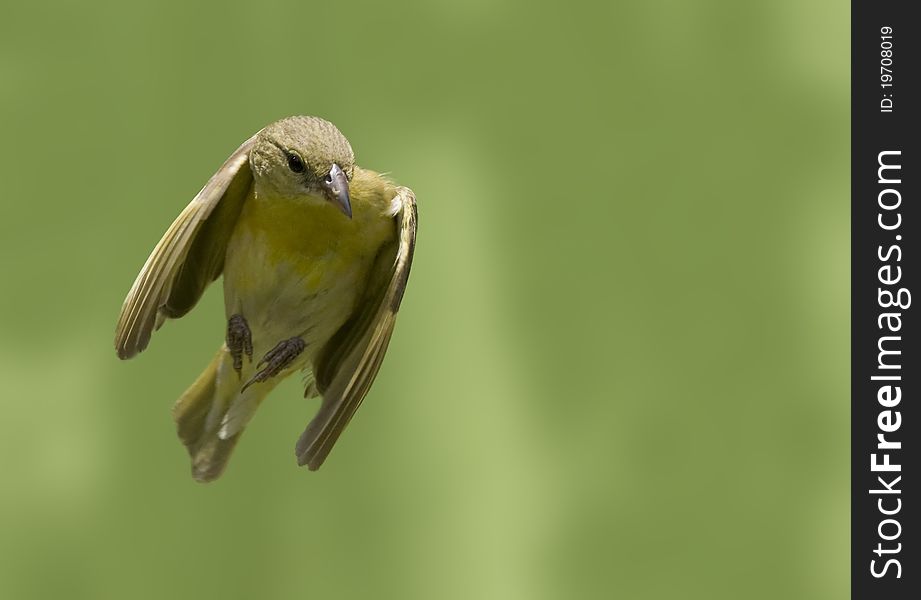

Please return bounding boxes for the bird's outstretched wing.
[115,134,258,359]
[296,186,417,470]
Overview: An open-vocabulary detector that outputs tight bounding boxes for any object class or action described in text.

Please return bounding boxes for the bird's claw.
[227,314,253,376]
[241,337,306,393]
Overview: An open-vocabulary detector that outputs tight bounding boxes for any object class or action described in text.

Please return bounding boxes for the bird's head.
[250,115,355,218]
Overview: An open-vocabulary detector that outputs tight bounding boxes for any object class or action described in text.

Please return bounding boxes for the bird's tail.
[172,348,257,482]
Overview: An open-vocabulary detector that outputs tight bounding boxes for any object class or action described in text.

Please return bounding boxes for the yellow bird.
[114,116,417,482]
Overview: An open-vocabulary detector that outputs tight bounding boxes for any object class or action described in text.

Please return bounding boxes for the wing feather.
[114,134,257,359]
[296,186,417,470]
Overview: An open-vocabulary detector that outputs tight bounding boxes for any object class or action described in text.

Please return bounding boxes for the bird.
[114,116,417,482]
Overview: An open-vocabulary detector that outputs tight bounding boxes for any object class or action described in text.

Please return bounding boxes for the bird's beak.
[321,163,352,219]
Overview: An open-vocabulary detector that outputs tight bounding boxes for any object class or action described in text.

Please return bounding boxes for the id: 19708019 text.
[880,26,894,113]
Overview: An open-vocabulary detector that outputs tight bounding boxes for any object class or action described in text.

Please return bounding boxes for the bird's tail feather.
[172,348,244,482]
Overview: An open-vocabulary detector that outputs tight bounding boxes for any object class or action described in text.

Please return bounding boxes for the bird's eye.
[286,153,305,173]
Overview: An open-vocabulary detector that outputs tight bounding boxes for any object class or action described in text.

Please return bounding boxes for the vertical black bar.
[852,1,917,598]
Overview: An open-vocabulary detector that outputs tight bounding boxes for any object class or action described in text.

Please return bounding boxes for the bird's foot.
[241,337,306,392]
[226,314,253,376]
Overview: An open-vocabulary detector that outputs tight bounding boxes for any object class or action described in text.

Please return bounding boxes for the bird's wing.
[115,134,258,359]
[296,186,417,470]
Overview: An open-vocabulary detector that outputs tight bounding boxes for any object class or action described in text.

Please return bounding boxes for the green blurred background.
[0,1,848,598]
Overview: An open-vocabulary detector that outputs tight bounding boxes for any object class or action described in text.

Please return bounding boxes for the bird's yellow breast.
[221,169,396,360]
